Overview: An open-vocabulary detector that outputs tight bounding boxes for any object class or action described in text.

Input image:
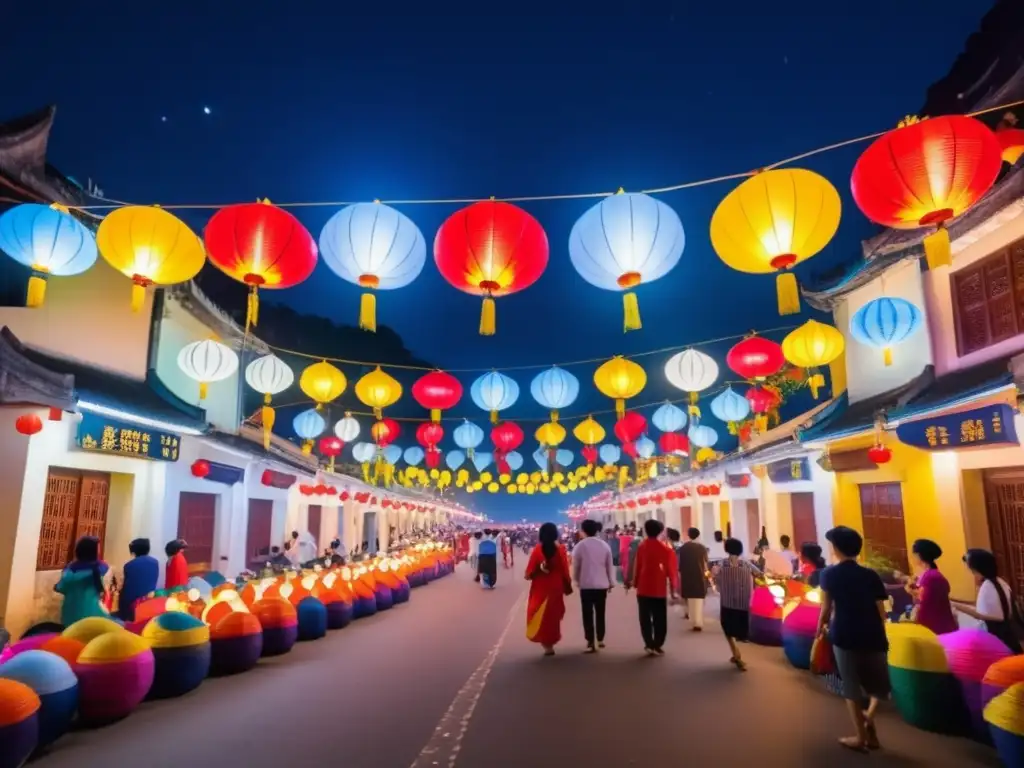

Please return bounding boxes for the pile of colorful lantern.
[886,623,970,736]
[749,583,787,646]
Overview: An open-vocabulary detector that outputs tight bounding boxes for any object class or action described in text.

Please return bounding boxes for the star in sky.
[203,106,212,115]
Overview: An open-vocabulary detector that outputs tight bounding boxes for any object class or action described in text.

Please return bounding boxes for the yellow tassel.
[755,414,768,432]
[776,272,800,315]
[261,405,275,450]
[728,422,737,435]
[430,408,441,423]
[199,381,209,400]
[26,275,47,308]
[923,226,951,270]
[615,399,625,419]
[359,292,377,332]
[490,410,498,425]
[302,440,312,455]
[883,347,893,367]
[130,283,146,313]
[362,462,370,483]
[246,288,260,329]
[622,292,641,332]
[374,407,382,419]
[479,296,496,336]
[329,457,336,473]
[809,373,824,399]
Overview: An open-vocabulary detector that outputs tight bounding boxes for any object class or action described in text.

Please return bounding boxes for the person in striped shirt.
[712,537,755,671]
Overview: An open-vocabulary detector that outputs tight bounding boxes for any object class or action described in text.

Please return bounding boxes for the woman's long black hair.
[964,548,1024,626]
[538,522,558,560]
[74,536,104,596]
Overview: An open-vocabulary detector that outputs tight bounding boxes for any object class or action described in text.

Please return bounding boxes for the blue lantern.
[556,449,574,467]
[533,447,548,471]
[293,408,326,453]
[351,442,376,463]
[688,424,719,449]
[850,296,923,367]
[568,191,685,332]
[506,451,524,471]
[471,372,519,423]
[472,452,493,473]
[318,202,426,332]
[453,420,485,456]
[635,435,656,459]
[403,446,424,466]
[530,366,579,420]
[445,450,466,471]
[710,387,751,432]
[0,203,98,307]
[383,445,402,465]
[599,444,621,464]
[651,402,687,433]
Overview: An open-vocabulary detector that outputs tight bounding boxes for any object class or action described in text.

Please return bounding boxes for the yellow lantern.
[299,360,347,410]
[781,319,845,399]
[535,421,566,447]
[96,205,206,312]
[710,169,841,316]
[573,415,606,446]
[593,356,647,418]
[355,366,402,418]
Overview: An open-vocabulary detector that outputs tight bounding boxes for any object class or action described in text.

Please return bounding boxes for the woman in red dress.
[525,522,571,656]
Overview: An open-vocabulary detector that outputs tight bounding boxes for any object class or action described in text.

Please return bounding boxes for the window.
[37,469,110,571]
[858,482,908,572]
[951,237,1024,356]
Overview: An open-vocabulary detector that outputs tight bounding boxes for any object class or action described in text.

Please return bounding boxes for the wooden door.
[983,469,1024,613]
[246,499,274,570]
[307,505,322,550]
[746,500,761,552]
[791,492,818,548]
[177,492,217,574]
[858,483,909,572]
[37,469,111,571]
[680,505,692,531]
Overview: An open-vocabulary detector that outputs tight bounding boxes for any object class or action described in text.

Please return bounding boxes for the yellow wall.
[719,501,730,535]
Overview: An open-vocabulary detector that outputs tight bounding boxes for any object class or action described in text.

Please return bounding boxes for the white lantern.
[245,353,294,449]
[177,340,238,400]
[664,348,718,417]
[334,413,360,442]
[352,442,376,464]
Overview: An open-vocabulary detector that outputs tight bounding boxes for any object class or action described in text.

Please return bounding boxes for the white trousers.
[684,598,704,628]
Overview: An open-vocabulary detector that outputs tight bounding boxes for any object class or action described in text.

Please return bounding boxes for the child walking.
[712,537,754,671]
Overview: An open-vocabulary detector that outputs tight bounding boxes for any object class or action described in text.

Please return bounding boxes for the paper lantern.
[14,414,42,437]
[142,612,211,700]
[505,451,523,471]
[530,366,579,421]
[887,623,970,735]
[851,115,1001,269]
[535,421,566,447]
[351,442,376,464]
[296,596,328,641]
[245,354,294,449]
[177,339,239,401]
[781,590,822,669]
[982,655,1024,711]
[318,202,426,331]
[568,190,685,331]
[298,360,347,412]
[190,460,210,479]
[403,446,424,466]
[75,629,155,724]
[651,402,687,433]
[355,367,402,418]
[938,628,1014,741]
[711,168,840,314]
[470,372,519,423]
[334,413,360,442]
[319,436,343,471]
[203,200,318,328]
[614,412,647,443]
[492,422,524,453]
[453,420,485,456]
[445,449,466,470]
[746,386,781,432]
[416,422,444,450]
[599,443,621,465]
[555,448,574,467]
[96,205,205,311]
[208,612,263,676]
[573,415,606,446]
[635,435,656,459]
[381,444,402,466]
[709,387,751,434]
[412,370,463,422]
[594,357,647,419]
[0,203,98,307]
[433,201,549,335]
[727,335,784,381]
[293,408,326,454]
[0,677,39,766]
[688,424,718,449]
[471,452,493,473]
[850,296,923,366]
[664,348,718,416]
[658,431,689,455]
[0,649,77,748]
[581,445,599,464]
[997,120,1024,165]
[985,682,1024,767]
[250,598,298,656]
[782,319,844,398]
[371,418,400,446]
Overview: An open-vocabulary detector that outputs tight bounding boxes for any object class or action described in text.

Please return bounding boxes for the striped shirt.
[714,558,754,611]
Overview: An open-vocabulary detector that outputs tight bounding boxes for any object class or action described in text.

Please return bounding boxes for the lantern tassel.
[359,292,377,332]
[329,457,336,473]
[490,410,498,425]
[362,462,371,484]
[809,373,824,399]
[431,408,441,423]
[246,288,260,329]
[26,275,47,308]
[615,398,625,419]
[755,414,768,432]
[622,292,642,332]
[776,272,800,315]
[924,225,952,270]
[130,283,146,313]
[199,381,209,400]
[883,347,893,367]
[261,405,276,450]
[479,296,496,336]
[551,409,559,423]
[302,440,313,455]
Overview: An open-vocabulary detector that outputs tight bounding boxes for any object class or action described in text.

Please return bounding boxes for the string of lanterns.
[0,112,1017,333]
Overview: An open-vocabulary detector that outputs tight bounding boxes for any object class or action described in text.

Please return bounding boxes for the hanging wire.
[70,99,1024,212]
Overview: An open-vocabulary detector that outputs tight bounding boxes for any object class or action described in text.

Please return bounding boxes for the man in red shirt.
[626,519,679,655]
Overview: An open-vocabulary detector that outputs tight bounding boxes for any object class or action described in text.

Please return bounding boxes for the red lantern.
[412,371,463,422]
[621,440,638,459]
[48,407,62,422]
[626,500,637,509]
[318,436,343,472]
[203,200,318,328]
[653,494,663,504]
[997,122,1024,166]
[738,474,751,487]
[339,491,350,502]
[867,444,892,465]
[326,486,337,495]
[382,499,391,509]
[314,484,329,495]
[299,484,315,496]
[614,412,647,443]
[851,115,1001,269]
[638,496,649,506]
[491,422,524,453]
[416,422,444,449]
[425,448,442,470]
[658,432,689,455]
[697,484,709,496]
[709,484,721,496]
[191,460,210,478]
[581,445,598,465]
[433,201,549,336]
[372,418,400,447]
[15,413,42,436]
[727,335,785,380]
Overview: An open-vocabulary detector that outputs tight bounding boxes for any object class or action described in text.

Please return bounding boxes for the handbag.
[810,633,836,676]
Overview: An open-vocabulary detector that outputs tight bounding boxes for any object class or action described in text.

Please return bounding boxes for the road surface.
[33,562,1000,767]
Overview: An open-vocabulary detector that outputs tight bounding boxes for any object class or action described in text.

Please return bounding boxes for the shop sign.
[896,403,1018,451]
[766,458,810,483]
[77,412,181,461]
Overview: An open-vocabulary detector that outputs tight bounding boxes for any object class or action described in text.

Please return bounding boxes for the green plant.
[861,545,902,581]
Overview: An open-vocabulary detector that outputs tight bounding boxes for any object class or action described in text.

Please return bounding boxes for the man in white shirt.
[468,531,481,578]
[572,519,616,652]
[706,530,728,562]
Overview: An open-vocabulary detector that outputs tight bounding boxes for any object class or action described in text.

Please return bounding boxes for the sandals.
[838,737,869,754]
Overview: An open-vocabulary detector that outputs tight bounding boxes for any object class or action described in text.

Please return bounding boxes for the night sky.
[0,3,995,520]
